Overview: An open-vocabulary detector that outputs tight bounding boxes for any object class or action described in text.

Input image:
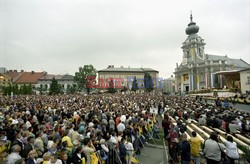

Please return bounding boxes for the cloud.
[1,0,249,78]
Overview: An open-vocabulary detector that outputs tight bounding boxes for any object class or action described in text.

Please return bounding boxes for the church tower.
[181,14,206,65]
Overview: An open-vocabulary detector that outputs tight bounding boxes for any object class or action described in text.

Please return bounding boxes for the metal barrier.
[162,139,169,164]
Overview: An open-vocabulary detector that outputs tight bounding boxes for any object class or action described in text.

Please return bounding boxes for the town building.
[162,75,175,94]
[174,14,250,94]
[14,71,47,88]
[98,65,159,89]
[0,73,12,88]
[239,68,250,94]
[37,74,76,93]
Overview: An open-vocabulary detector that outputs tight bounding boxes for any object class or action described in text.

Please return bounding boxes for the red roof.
[15,72,47,84]
[6,71,23,81]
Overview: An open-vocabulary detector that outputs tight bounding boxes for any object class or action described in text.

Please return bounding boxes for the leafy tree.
[131,76,138,91]
[28,83,32,94]
[66,84,77,94]
[49,77,62,95]
[107,78,116,93]
[74,65,97,94]
[144,72,154,92]
[13,84,19,95]
[122,86,128,92]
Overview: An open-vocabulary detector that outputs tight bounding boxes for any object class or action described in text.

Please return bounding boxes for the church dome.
[185,14,199,35]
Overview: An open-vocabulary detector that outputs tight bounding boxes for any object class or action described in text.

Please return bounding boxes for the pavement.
[136,115,166,164]
[137,143,165,164]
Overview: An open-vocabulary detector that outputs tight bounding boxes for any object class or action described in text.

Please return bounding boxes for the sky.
[0,0,250,79]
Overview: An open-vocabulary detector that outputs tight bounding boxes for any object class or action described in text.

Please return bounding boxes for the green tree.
[23,84,28,94]
[28,83,32,94]
[13,84,19,95]
[131,76,138,91]
[144,72,154,92]
[49,77,61,95]
[107,78,116,93]
[74,65,97,94]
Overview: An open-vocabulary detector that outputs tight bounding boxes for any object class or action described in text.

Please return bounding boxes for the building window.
[247,77,250,85]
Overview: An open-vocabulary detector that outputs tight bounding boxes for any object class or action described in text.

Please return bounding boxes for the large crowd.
[0,93,249,164]
[0,93,163,164]
[162,96,250,164]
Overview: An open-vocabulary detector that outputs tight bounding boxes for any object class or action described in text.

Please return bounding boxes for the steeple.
[190,11,193,22]
[185,13,199,35]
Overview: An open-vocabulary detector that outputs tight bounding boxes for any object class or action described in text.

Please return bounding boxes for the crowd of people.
[162,96,250,164]
[0,93,164,164]
[0,93,249,164]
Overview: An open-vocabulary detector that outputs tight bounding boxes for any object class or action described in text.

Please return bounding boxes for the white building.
[162,76,175,94]
[239,68,250,94]
[174,14,250,94]
[37,74,76,93]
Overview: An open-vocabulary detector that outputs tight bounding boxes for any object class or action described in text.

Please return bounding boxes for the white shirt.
[110,135,118,144]
[224,141,239,159]
[101,144,109,153]
[6,152,22,164]
[125,141,134,151]
[117,122,125,132]
[49,159,63,164]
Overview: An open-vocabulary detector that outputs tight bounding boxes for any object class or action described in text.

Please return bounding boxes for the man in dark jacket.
[178,133,191,164]
[119,138,127,164]
[23,136,35,159]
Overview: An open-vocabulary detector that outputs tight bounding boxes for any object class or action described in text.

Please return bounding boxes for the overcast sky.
[1,0,249,78]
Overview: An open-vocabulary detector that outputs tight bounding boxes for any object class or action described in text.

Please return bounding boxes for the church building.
[174,14,250,94]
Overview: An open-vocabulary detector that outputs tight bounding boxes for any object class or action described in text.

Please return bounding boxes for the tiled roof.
[207,54,250,68]
[61,74,74,80]
[39,74,63,80]
[39,74,74,81]
[98,67,158,73]
[15,72,47,84]
[5,71,23,81]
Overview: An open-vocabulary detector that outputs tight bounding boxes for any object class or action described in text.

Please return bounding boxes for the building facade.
[98,65,159,89]
[174,14,250,94]
[162,76,175,94]
[239,68,250,94]
[37,74,76,93]
[0,73,12,89]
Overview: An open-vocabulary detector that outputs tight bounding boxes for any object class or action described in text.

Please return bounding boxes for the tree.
[107,78,116,93]
[49,77,61,95]
[13,84,19,95]
[144,72,154,92]
[74,65,97,94]
[131,76,138,91]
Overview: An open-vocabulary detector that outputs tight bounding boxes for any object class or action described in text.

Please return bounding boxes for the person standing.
[178,133,191,164]
[223,135,239,164]
[203,132,226,164]
[162,113,170,140]
[168,123,179,162]
[189,131,202,164]
[6,145,22,164]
